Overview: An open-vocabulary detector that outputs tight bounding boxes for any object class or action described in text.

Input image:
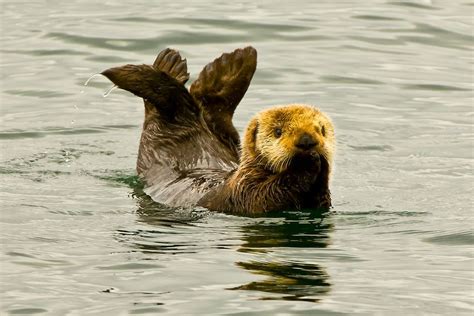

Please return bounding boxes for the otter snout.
[295,133,317,150]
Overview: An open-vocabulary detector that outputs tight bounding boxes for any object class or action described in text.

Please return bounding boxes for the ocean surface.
[1,0,473,315]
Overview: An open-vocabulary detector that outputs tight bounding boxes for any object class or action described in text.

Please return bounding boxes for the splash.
[84,73,118,97]
[103,85,118,97]
[84,73,102,86]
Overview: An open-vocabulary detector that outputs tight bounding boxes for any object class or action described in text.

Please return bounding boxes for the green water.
[1,0,473,315]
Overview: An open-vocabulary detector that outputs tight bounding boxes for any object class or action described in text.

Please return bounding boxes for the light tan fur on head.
[241,104,335,174]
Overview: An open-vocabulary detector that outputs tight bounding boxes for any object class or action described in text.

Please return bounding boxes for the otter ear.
[243,117,259,156]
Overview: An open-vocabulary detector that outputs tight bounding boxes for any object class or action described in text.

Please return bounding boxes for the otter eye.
[321,125,326,137]
[274,127,282,138]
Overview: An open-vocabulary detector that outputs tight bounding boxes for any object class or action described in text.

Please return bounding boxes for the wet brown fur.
[101,47,334,214]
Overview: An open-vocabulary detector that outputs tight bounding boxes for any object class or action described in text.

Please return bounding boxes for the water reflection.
[233,209,332,302]
[127,185,333,303]
[133,188,206,228]
[115,188,206,255]
[232,261,330,303]
[238,210,332,251]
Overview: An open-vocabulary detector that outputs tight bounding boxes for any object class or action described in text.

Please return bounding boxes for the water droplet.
[84,73,102,86]
[103,85,118,97]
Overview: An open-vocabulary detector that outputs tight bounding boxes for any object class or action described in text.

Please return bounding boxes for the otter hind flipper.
[190,46,257,155]
[191,46,257,112]
[153,48,190,85]
[101,64,199,119]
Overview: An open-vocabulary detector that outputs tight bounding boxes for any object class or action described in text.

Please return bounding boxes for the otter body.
[102,47,334,214]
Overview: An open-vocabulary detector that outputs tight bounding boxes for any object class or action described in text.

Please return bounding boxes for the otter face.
[242,104,335,173]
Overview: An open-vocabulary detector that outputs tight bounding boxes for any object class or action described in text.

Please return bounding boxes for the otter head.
[242,104,335,175]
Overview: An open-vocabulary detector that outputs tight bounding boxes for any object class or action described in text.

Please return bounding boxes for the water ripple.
[45,28,324,52]
[352,15,402,21]
[7,308,48,315]
[400,84,469,91]
[111,17,312,33]
[1,48,88,56]
[388,1,439,10]
[424,231,474,246]
[97,262,163,270]
[4,89,72,99]
[383,22,474,50]
[320,75,384,85]
[0,124,138,139]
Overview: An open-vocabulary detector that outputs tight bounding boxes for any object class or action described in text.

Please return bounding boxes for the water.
[1,0,473,314]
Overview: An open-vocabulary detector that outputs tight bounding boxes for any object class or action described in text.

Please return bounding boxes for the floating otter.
[101,46,334,214]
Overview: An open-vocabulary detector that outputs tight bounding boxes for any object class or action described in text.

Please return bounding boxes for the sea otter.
[101,46,334,214]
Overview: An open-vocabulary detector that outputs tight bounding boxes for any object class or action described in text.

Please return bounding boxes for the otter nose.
[295,133,317,150]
